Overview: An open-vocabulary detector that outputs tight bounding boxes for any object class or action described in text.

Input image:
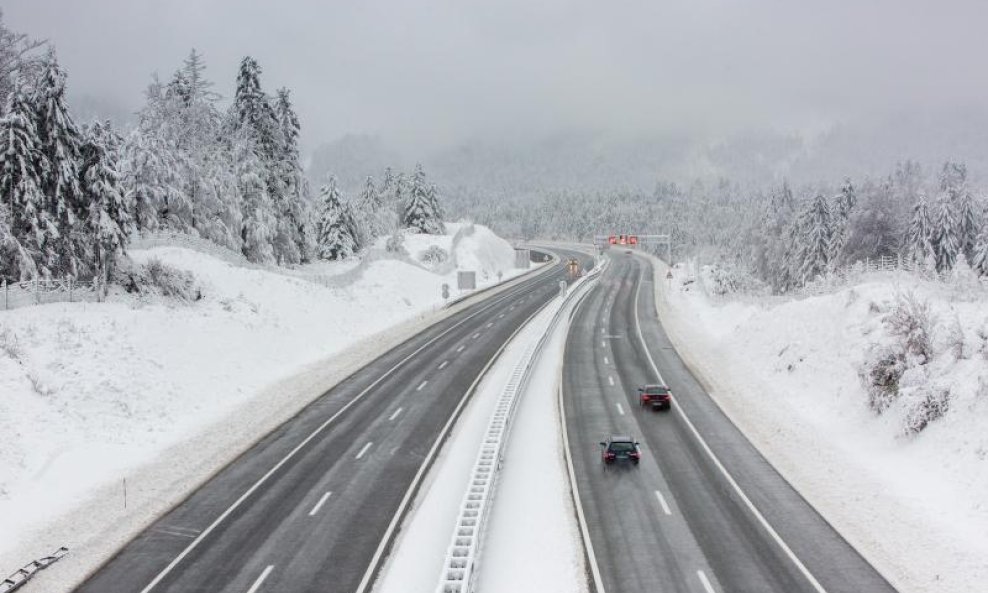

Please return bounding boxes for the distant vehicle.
[567,258,582,279]
[600,436,641,466]
[625,250,632,254]
[638,384,672,411]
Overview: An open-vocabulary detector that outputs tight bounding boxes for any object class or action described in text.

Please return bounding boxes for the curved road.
[74,248,592,593]
[563,252,897,593]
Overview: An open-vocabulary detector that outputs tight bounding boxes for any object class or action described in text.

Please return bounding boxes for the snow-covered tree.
[316,177,360,260]
[930,196,959,273]
[829,178,855,268]
[0,10,46,111]
[0,201,35,279]
[0,81,55,276]
[80,121,132,281]
[234,137,276,264]
[795,194,833,283]
[904,196,933,265]
[956,191,980,259]
[972,226,988,277]
[401,164,445,234]
[32,51,87,277]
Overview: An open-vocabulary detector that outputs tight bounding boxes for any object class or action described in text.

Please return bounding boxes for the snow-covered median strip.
[643,252,988,593]
[376,266,600,593]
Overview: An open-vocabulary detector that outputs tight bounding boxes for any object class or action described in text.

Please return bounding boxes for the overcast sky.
[6,0,988,156]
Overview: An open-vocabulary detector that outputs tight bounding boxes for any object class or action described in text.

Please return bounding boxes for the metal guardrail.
[435,257,605,593]
[1,547,69,593]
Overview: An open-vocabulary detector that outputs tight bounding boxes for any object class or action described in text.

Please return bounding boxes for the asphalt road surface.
[74,248,592,593]
[562,252,898,593]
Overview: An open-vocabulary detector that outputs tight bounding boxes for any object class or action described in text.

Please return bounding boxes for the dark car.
[638,384,672,411]
[600,436,641,466]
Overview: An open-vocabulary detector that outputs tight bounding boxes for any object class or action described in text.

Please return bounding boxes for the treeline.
[0,13,446,283]
[449,160,988,293]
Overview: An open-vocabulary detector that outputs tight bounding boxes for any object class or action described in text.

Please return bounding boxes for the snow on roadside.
[0,223,532,585]
[644,253,988,593]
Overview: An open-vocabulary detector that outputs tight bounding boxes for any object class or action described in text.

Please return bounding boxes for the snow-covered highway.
[66,248,593,593]
[561,253,898,593]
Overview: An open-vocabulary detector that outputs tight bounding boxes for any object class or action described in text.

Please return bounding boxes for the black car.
[600,436,641,466]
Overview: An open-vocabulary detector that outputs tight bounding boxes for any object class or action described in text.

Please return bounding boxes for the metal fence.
[0,547,68,593]
[2,278,102,311]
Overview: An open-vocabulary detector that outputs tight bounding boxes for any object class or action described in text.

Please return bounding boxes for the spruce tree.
[401,164,445,234]
[829,178,855,268]
[234,136,276,264]
[0,81,55,276]
[80,121,132,281]
[316,177,360,260]
[956,191,980,259]
[796,194,832,284]
[904,196,933,265]
[972,226,988,277]
[930,196,959,273]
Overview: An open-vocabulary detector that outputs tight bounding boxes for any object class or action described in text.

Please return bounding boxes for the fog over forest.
[3,0,988,294]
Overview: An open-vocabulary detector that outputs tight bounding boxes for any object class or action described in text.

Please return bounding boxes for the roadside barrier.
[0,547,68,593]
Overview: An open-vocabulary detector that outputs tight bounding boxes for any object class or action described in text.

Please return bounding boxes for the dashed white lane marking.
[388,407,403,421]
[601,340,606,348]
[355,442,373,460]
[486,322,493,328]
[608,376,615,386]
[457,345,465,353]
[604,356,609,365]
[654,490,672,515]
[498,313,505,319]
[616,403,625,416]
[697,570,716,593]
[153,528,197,539]
[309,491,333,516]
[416,381,428,391]
[438,360,449,370]
[246,566,274,593]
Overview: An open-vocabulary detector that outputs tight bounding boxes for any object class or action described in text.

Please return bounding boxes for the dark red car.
[638,384,672,411]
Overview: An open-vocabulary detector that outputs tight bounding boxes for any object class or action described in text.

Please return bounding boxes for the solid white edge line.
[355,442,373,460]
[309,491,333,516]
[245,565,274,593]
[697,569,716,593]
[438,360,449,370]
[353,271,571,593]
[136,273,550,593]
[654,490,672,516]
[631,258,828,593]
[388,407,403,421]
[616,402,624,416]
[416,381,428,391]
[558,282,608,593]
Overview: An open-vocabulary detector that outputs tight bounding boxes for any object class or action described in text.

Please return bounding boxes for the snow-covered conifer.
[972,226,988,277]
[904,196,933,265]
[401,164,445,234]
[234,137,276,264]
[796,194,832,283]
[930,196,959,273]
[32,51,87,277]
[0,81,56,276]
[316,177,360,260]
[80,121,132,280]
[829,178,855,267]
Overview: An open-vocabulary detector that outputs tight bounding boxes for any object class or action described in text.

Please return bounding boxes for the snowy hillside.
[651,256,988,593]
[0,223,529,578]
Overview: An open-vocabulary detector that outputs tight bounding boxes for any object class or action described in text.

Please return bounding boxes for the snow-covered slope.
[649,255,988,593]
[0,223,530,580]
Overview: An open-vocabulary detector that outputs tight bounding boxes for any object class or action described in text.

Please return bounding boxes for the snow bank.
[0,223,533,586]
[648,254,988,593]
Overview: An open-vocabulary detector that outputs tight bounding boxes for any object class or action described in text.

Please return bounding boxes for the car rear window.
[645,386,669,395]
[609,441,636,453]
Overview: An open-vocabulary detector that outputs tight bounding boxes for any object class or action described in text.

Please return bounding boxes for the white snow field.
[0,222,537,588]
[645,253,988,593]
[376,258,593,593]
